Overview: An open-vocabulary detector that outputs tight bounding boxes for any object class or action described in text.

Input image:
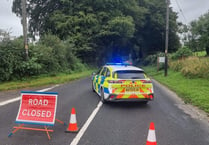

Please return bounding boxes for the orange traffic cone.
[146,122,157,145]
[65,108,79,133]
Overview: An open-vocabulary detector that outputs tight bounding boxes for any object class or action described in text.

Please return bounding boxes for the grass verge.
[143,66,209,114]
[0,70,94,91]
[194,51,207,57]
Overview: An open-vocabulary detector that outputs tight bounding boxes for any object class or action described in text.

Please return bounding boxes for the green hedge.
[0,34,87,82]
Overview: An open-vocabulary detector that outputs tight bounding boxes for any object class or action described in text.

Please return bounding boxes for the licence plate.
[125,87,139,92]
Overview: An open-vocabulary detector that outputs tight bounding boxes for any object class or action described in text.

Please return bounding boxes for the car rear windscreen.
[114,70,145,79]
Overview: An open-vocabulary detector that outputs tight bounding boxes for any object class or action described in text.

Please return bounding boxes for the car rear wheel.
[100,88,107,103]
[141,101,148,104]
[92,82,95,92]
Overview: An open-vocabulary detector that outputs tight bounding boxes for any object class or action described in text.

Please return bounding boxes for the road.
[0,77,209,145]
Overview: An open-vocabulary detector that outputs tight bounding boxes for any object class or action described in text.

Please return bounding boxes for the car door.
[97,67,107,94]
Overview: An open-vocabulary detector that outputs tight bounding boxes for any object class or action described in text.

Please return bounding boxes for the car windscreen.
[114,70,145,79]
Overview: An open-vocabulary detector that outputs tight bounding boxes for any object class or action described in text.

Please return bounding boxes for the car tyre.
[100,88,107,103]
[141,101,148,104]
[92,82,95,92]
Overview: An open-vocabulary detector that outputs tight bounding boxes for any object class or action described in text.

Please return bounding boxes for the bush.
[169,56,209,79]
[0,38,24,81]
[0,34,88,82]
[181,57,209,78]
[169,60,183,71]
[14,57,42,78]
[171,46,193,60]
[30,34,85,74]
[38,34,68,72]
[143,52,164,66]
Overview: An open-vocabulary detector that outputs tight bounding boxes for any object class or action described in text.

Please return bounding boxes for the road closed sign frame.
[16,91,58,126]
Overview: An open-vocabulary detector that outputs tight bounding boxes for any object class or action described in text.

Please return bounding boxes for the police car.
[92,63,154,103]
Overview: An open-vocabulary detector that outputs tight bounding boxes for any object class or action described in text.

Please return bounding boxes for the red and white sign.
[16,91,58,126]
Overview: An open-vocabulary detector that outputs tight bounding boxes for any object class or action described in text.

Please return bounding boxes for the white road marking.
[70,101,103,145]
[0,85,59,107]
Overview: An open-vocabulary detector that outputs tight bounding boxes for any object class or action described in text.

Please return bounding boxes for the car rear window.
[114,70,145,79]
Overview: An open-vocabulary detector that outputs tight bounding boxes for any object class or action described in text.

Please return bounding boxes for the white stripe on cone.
[147,130,156,142]
[70,114,77,124]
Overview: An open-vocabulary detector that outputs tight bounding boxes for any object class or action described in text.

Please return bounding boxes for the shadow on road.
[103,101,151,109]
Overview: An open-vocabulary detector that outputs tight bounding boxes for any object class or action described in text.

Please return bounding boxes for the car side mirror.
[91,72,96,80]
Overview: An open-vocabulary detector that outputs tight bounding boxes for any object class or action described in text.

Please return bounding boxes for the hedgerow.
[0,34,87,82]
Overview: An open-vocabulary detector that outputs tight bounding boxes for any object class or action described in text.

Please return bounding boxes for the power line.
[174,0,187,23]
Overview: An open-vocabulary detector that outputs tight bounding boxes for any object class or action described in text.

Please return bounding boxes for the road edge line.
[0,85,59,107]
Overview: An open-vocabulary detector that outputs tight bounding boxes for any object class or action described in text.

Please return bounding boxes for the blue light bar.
[106,62,131,66]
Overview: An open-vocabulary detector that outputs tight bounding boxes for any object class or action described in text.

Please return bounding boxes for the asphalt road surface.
[0,77,209,145]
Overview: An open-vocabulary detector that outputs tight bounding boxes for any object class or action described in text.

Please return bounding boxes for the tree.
[0,29,12,42]
[187,12,209,56]
[12,0,180,64]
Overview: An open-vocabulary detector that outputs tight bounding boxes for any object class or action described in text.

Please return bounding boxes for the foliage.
[169,57,209,79]
[0,70,94,91]
[0,38,24,81]
[142,52,165,66]
[168,60,182,72]
[181,57,209,79]
[186,11,209,56]
[0,29,11,41]
[143,66,209,114]
[170,46,193,60]
[12,0,180,64]
[0,34,87,82]
[194,51,207,57]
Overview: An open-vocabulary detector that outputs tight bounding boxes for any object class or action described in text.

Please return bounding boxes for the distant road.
[1,77,209,145]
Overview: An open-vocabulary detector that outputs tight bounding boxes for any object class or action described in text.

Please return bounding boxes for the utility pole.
[22,0,28,60]
[165,0,170,77]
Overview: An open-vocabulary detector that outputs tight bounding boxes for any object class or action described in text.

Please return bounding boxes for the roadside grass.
[193,51,207,57]
[143,66,209,114]
[0,70,94,91]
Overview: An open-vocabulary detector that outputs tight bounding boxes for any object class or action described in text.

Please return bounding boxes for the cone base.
[65,128,79,133]
[146,141,157,145]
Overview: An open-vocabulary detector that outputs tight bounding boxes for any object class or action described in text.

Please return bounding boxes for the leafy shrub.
[14,57,42,78]
[143,54,157,66]
[0,34,88,82]
[38,34,68,72]
[171,46,193,60]
[0,38,24,81]
[143,52,165,66]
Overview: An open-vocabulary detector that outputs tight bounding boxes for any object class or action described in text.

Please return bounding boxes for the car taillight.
[149,94,154,99]
[108,80,124,84]
[109,95,115,99]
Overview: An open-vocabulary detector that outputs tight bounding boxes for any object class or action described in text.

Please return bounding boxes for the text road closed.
[16,92,57,125]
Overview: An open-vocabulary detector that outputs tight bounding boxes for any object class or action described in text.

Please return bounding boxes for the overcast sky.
[0,0,22,36]
[0,0,209,37]
[170,0,209,24]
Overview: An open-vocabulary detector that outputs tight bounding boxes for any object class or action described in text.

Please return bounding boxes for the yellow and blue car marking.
[92,63,154,103]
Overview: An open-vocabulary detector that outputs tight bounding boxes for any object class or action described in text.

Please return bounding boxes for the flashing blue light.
[106,62,131,66]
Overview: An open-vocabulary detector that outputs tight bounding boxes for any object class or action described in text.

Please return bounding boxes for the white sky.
[0,0,209,37]
[0,0,22,36]
[170,0,209,24]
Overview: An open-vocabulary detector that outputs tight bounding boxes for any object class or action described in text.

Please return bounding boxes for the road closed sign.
[16,91,58,126]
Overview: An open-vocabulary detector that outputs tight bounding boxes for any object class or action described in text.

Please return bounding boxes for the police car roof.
[105,64,144,72]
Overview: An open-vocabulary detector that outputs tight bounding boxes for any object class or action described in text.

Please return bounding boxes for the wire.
[174,0,187,23]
